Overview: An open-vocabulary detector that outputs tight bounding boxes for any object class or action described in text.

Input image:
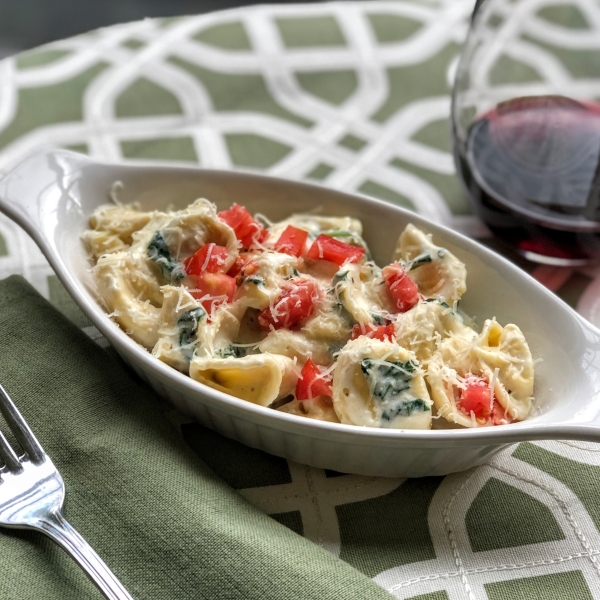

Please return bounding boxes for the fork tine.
[0,385,44,464]
[0,429,22,472]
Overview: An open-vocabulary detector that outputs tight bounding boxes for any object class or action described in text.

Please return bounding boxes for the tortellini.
[236,250,300,311]
[394,223,467,304]
[152,286,207,373]
[85,199,535,430]
[333,339,432,429]
[92,251,162,349]
[258,329,334,366]
[189,353,296,407]
[136,200,237,269]
[426,319,534,427]
[333,263,395,326]
[394,300,466,362]
[82,204,154,257]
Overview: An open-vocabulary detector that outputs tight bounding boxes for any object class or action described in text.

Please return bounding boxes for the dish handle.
[552,313,600,442]
[0,150,91,239]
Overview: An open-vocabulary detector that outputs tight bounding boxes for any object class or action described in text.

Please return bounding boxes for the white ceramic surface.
[577,275,600,330]
[2,150,600,478]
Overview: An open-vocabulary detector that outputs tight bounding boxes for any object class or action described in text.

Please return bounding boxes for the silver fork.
[0,384,134,600]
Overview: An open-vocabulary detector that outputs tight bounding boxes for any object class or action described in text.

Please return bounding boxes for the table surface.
[2,2,600,598]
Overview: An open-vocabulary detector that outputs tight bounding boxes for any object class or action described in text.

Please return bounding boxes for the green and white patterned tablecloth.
[3,2,600,598]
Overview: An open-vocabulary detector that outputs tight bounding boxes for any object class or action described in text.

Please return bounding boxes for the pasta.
[83,198,535,429]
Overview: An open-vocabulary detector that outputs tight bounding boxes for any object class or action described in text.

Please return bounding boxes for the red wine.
[457,95,600,264]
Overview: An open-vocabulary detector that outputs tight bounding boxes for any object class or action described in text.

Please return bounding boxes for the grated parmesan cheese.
[85,200,536,430]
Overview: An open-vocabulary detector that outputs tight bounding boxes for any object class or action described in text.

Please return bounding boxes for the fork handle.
[36,511,134,600]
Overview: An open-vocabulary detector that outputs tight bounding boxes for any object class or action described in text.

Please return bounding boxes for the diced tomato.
[274,225,308,257]
[382,264,419,313]
[218,204,268,248]
[226,254,246,277]
[258,278,320,330]
[491,402,512,426]
[226,253,259,282]
[458,376,492,420]
[306,234,365,265]
[296,358,333,400]
[190,271,236,313]
[351,323,395,342]
[184,243,229,276]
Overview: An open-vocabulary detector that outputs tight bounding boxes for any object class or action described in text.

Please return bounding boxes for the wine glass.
[452,0,600,265]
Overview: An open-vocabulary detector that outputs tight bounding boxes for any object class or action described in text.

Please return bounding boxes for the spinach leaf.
[381,398,429,422]
[361,359,430,423]
[370,313,384,326]
[332,269,349,283]
[147,231,185,282]
[425,298,450,309]
[217,344,247,359]
[177,307,206,361]
[409,253,432,270]
[361,359,417,402]
[243,276,265,286]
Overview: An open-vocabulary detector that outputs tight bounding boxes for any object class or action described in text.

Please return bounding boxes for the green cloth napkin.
[0,275,393,600]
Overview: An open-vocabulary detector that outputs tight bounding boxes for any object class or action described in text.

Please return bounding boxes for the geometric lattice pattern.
[2,1,600,598]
